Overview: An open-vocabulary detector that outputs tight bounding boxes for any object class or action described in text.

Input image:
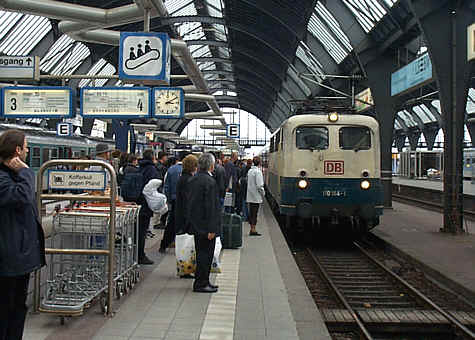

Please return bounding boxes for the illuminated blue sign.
[391,53,433,96]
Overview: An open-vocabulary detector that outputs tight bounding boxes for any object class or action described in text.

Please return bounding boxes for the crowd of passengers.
[0,129,265,340]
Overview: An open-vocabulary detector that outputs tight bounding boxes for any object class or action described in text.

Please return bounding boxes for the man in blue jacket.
[137,149,160,265]
[159,152,187,253]
[0,129,46,340]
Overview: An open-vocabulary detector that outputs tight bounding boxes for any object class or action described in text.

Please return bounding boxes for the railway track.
[392,193,475,221]
[307,242,475,339]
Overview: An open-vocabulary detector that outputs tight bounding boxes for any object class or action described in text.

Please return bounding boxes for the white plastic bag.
[142,179,168,214]
[175,233,196,276]
[210,236,222,273]
[224,192,234,207]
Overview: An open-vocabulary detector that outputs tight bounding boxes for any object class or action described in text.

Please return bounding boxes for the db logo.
[324,161,344,175]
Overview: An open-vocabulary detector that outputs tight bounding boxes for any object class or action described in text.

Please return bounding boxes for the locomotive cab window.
[296,127,328,150]
[339,127,371,151]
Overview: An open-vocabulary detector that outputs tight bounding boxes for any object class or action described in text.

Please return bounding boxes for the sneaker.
[249,231,262,236]
[139,256,154,265]
[147,231,155,238]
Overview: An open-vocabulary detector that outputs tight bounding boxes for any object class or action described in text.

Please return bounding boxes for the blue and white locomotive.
[261,112,384,232]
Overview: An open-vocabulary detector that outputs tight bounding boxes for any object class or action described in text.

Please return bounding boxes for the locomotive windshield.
[339,127,371,151]
[296,127,328,150]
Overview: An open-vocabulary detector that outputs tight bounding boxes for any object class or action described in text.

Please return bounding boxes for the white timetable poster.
[2,87,72,117]
[80,87,150,118]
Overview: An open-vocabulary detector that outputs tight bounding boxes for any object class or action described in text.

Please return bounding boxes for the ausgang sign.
[0,56,40,80]
[48,170,106,191]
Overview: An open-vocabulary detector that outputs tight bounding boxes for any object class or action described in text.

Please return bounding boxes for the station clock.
[153,87,184,118]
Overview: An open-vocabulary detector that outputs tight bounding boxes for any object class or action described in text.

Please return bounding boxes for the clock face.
[154,88,183,117]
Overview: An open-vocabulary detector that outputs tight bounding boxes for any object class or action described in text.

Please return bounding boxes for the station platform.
[392,177,475,196]
[23,202,332,340]
[373,201,475,303]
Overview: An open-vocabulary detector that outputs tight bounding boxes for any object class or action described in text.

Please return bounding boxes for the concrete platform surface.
[374,201,475,301]
[392,177,475,196]
[23,201,331,340]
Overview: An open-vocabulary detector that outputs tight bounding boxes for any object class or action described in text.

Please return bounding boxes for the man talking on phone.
[0,129,46,340]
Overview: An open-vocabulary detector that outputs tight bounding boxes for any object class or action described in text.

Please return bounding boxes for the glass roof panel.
[394,119,402,130]
[0,11,23,40]
[179,22,204,40]
[79,59,116,87]
[308,12,348,63]
[316,2,352,51]
[206,0,224,18]
[412,105,433,124]
[418,104,437,122]
[114,80,134,87]
[342,0,396,33]
[398,110,418,127]
[165,0,194,15]
[41,35,74,72]
[467,88,475,113]
[296,45,325,81]
[431,100,441,113]
[171,1,198,16]
[0,14,51,55]
[51,43,90,76]
[219,48,230,58]
[192,45,212,58]
[198,62,216,71]
[221,63,233,72]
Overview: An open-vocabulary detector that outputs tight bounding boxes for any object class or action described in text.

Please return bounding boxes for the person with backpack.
[137,149,160,264]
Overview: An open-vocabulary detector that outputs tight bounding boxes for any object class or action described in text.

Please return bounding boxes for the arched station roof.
[0,0,473,145]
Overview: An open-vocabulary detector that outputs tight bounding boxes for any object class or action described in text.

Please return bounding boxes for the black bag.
[120,169,144,203]
[221,212,242,249]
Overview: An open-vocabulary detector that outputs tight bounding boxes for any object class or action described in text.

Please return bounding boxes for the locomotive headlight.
[328,112,339,122]
[298,179,309,190]
[360,180,370,190]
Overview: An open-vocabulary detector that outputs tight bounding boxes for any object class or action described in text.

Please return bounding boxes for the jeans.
[0,274,30,340]
[242,200,249,221]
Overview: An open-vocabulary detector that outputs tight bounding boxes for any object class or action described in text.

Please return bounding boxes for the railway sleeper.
[351,301,416,308]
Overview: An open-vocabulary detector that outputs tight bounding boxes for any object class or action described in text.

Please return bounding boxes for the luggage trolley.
[33,160,140,322]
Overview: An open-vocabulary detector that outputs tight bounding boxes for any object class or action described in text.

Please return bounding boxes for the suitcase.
[221,212,242,249]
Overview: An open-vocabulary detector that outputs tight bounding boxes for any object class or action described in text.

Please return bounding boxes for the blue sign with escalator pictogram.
[119,32,170,84]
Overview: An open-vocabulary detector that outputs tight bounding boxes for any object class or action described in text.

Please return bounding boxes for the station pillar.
[408,0,472,234]
[365,56,399,208]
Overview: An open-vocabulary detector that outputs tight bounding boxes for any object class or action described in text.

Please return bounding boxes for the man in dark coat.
[155,151,168,182]
[137,149,160,265]
[0,129,46,340]
[211,152,226,205]
[187,153,220,293]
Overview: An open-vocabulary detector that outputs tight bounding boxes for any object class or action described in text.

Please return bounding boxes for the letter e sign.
[226,124,240,138]
[57,123,72,136]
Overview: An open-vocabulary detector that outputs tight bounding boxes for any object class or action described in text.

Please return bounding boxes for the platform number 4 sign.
[226,124,240,138]
[56,123,72,137]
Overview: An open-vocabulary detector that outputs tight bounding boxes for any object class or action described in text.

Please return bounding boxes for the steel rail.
[392,194,475,220]
[307,249,374,340]
[354,241,475,339]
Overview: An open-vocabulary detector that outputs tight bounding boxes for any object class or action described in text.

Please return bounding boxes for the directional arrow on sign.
[26,57,32,66]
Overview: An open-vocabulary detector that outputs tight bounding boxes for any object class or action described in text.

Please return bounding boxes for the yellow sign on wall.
[468,23,475,62]
[355,88,374,112]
